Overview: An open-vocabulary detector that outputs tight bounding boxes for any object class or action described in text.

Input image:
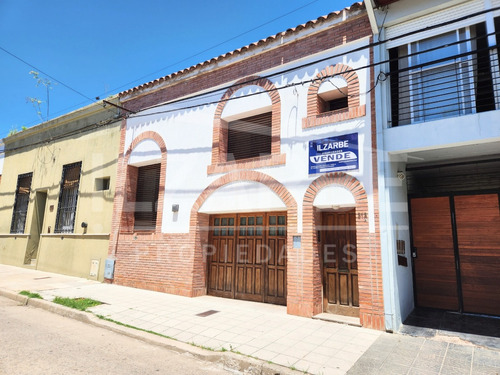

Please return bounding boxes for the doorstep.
[312,312,361,327]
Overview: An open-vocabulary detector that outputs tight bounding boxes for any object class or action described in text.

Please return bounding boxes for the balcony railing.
[388,38,499,127]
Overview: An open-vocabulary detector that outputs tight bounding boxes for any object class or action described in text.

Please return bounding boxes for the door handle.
[412,247,417,258]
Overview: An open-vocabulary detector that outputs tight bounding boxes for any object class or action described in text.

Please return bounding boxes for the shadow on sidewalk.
[401,307,500,349]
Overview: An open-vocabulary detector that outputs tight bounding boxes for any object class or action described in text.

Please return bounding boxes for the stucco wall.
[37,236,109,280]
[0,114,121,281]
[122,42,375,235]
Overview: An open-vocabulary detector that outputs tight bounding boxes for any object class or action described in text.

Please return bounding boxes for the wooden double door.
[207,212,287,305]
[321,210,359,317]
[411,193,500,316]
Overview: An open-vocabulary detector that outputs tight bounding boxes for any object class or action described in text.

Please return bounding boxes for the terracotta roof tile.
[120,2,364,97]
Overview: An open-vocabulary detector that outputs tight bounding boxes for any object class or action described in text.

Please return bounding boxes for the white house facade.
[106,3,387,329]
[368,0,500,331]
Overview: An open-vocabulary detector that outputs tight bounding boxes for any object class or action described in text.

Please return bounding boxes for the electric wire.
[0,46,95,103]
[2,5,500,155]
[98,0,324,96]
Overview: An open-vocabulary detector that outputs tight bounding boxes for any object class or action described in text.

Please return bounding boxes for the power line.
[127,4,500,116]
[2,0,326,131]
[0,45,96,104]
[3,4,499,153]
[93,0,324,97]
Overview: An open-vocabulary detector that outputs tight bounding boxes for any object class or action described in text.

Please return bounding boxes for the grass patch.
[95,315,174,340]
[19,290,43,299]
[53,296,102,311]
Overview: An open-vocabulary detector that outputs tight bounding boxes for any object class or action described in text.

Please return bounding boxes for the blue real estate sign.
[309,133,359,174]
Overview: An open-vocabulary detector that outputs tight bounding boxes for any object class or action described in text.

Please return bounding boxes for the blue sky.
[1,0,359,139]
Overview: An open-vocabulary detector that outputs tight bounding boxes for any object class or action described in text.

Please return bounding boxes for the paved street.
[1,264,500,375]
[0,296,231,375]
[348,333,500,375]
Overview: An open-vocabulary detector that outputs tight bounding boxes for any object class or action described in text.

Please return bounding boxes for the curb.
[0,289,299,375]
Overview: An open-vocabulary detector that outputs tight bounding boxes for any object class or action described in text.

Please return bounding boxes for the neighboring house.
[0,141,4,184]
[106,3,387,329]
[367,0,500,330]
[0,97,122,281]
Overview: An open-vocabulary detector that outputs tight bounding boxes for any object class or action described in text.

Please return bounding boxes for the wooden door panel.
[207,216,236,298]
[411,197,459,311]
[267,268,276,296]
[255,268,262,294]
[236,267,244,294]
[455,194,500,316]
[208,213,286,305]
[351,274,359,307]
[217,265,224,290]
[225,266,233,291]
[264,213,286,305]
[322,210,358,316]
[277,269,285,298]
[339,273,349,305]
[209,265,217,290]
[326,271,336,304]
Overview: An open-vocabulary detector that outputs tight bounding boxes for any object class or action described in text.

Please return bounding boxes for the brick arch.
[120,131,167,233]
[187,170,298,298]
[210,76,282,170]
[303,63,366,128]
[125,130,167,160]
[301,172,384,329]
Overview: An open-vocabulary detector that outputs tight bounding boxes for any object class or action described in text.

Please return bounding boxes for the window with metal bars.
[227,112,272,161]
[10,173,33,234]
[134,163,161,231]
[55,162,82,233]
[389,22,495,126]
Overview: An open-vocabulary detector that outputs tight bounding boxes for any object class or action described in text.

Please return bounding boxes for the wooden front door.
[410,197,459,310]
[207,212,287,305]
[321,210,359,317]
[411,193,500,316]
[454,194,500,315]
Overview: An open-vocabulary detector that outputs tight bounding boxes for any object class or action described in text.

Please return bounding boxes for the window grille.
[54,162,82,233]
[10,173,33,233]
[389,23,496,126]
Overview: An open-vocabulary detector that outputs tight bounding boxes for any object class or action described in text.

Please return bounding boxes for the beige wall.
[0,111,121,281]
[37,235,109,280]
[0,236,29,265]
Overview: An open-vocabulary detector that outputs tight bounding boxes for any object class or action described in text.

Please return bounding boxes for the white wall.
[124,38,375,235]
[384,111,500,154]
[374,0,500,331]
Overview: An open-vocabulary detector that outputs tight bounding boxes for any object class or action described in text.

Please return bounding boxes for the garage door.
[411,193,500,315]
[207,212,287,305]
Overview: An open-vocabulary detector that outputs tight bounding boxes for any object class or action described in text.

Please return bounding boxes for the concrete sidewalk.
[1,264,499,375]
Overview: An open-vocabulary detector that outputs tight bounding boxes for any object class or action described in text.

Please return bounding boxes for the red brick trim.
[209,76,282,172]
[120,16,372,113]
[120,131,167,234]
[299,172,385,329]
[303,64,366,129]
[189,170,298,299]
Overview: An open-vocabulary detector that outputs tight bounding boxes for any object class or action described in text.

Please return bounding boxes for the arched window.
[303,64,365,128]
[121,132,166,233]
[209,77,285,174]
